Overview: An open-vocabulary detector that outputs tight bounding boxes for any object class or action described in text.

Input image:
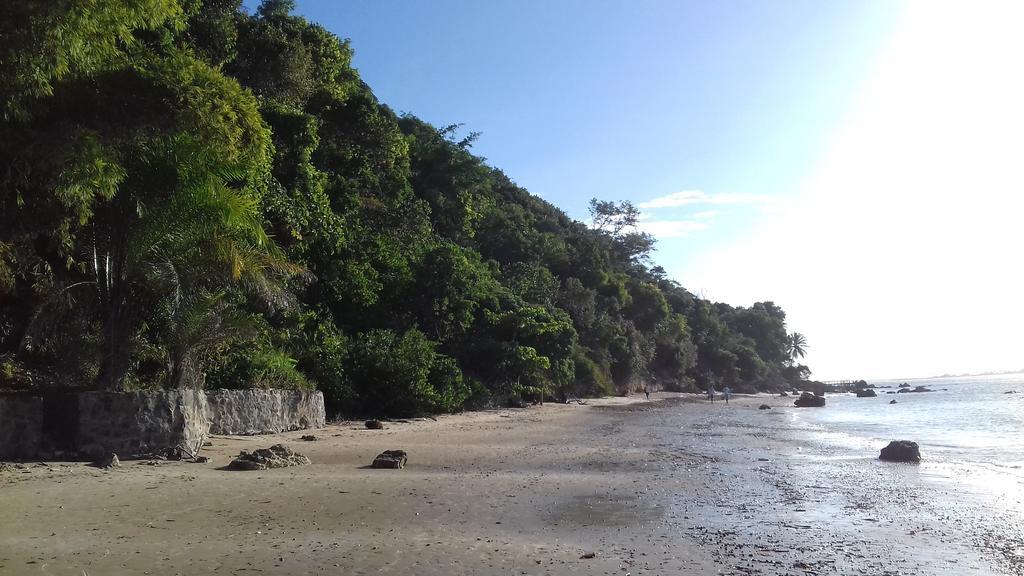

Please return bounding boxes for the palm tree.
[26,138,298,390]
[788,332,808,361]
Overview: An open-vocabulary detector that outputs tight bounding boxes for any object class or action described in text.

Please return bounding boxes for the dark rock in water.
[1004,390,1017,394]
[898,385,933,394]
[890,399,898,404]
[855,389,877,398]
[365,419,384,429]
[879,440,920,462]
[886,391,896,394]
[813,390,824,397]
[794,392,826,407]
[229,444,310,470]
[899,383,911,388]
[372,450,408,469]
[779,391,789,397]
[759,404,771,410]
[301,434,318,441]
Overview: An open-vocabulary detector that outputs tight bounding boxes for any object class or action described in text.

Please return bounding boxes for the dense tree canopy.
[0,0,812,414]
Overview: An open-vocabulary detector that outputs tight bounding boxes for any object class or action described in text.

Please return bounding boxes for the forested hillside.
[0,0,811,415]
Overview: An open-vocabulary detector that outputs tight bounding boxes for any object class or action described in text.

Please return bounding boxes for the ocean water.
[791,372,1024,503]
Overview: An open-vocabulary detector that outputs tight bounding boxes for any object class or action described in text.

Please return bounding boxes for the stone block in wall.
[0,394,44,459]
[206,389,325,435]
[75,390,210,458]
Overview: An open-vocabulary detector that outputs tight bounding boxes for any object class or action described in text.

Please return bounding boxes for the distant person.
[644,386,650,401]
[707,385,715,403]
[723,386,731,404]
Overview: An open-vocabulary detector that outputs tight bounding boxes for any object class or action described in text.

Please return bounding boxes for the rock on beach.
[228,444,311,470]
[372,450,408,469]
[879,440,921,462]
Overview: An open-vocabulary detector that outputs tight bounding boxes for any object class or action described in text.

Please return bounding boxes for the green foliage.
[0,0,809,411]
[345,328,468,416]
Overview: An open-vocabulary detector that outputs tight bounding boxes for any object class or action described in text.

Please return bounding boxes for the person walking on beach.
[644,386,650,401]
[707,385,715,403]
[723,386,731,405]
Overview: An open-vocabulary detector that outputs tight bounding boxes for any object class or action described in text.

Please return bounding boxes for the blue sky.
[245,1,1024,379]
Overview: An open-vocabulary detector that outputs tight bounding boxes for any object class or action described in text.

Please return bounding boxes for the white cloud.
[636,219,709,238]
[639,190,774,209]
[679,0,1024,380]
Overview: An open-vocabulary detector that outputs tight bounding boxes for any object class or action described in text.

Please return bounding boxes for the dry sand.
[0,393,1018,575]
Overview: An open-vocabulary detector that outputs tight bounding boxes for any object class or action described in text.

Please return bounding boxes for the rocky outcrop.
[228,444,311,470]
[897,386,933,394]
[855,389,877,398]
[794,392,826,407]
[758,404,771,410]
[372,450,408,469]
[879,440,920,462]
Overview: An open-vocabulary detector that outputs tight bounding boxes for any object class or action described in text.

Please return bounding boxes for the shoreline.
[1,392,1018,575]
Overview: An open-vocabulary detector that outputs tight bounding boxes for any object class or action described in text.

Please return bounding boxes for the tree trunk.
[98,285,133,391]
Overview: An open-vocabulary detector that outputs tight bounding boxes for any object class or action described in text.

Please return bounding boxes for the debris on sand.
[301,434,318,441]
[365,419,384,429]
[371,450,407,469]
[228,444,311,470]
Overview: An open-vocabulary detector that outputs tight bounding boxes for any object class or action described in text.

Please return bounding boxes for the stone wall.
[0,389,324,460]
[75,391,210,459]
[0,394,44,460]
[207,389,325,435]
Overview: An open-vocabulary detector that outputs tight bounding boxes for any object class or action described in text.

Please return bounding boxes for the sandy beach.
[1,393,1020,575]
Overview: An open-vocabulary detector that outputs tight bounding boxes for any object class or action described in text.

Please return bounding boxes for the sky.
[254,0,1024,380]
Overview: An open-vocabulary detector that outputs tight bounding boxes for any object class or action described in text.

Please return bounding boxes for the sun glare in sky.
[681,0,1024,379]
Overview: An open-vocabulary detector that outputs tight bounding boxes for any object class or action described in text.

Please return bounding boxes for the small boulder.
[879,440,920,462]
[794,392,826,407]
[758,404,771,410]
[1005,390,1017,394]
[300,434,318,441]
[97,453,120,469]
[372,450,408,469]
[898,383,911,388]
[229,444,311,470]
[855,389,877,398]
[365,419,384,430]
[890,399,898,404]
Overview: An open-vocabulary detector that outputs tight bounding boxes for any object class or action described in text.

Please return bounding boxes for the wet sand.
[1,393,1019,575]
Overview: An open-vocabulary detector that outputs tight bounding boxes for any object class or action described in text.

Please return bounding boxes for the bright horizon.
[270,0,1023,380]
